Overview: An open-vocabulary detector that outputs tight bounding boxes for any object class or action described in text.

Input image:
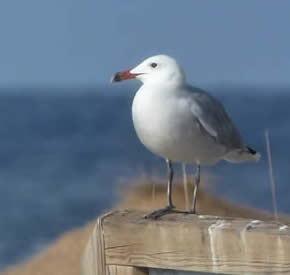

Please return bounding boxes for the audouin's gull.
[112,55,260,219]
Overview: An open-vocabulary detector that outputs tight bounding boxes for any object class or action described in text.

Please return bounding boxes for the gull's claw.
[144,207,187,220]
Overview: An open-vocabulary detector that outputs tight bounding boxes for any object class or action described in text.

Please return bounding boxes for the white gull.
[112,54,260,219]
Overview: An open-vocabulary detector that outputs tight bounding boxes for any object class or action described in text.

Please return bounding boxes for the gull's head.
[111,55,185,85]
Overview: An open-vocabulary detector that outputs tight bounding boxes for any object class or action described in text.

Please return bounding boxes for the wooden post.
[82,210,290,274]
[81,212,149,275]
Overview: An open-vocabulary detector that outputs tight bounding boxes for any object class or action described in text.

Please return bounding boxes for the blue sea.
[0,85,289,269]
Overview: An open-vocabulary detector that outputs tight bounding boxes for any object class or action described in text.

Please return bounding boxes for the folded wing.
[189,86,243,150]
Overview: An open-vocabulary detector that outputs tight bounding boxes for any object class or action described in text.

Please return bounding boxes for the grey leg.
[166,159,174,208]
[190,164,200,214]
[145,159,178,219]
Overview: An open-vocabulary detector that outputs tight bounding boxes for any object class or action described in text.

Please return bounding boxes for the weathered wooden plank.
[102,210,290,274]
[107,265,148,275]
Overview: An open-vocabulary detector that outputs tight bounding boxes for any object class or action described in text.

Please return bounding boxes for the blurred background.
[0,0,290,270]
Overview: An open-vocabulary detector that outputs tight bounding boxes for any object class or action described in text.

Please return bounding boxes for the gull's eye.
[150,62,157,68]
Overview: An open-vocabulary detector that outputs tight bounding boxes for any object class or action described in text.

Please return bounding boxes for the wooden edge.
[81,212,114,275]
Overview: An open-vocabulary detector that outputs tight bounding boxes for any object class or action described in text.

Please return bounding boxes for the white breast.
[132,85,227,164]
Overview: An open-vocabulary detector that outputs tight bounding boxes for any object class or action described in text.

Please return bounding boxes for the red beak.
[111,69,141,83]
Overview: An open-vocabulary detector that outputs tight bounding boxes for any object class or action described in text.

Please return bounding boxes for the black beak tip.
[110,72,121,83]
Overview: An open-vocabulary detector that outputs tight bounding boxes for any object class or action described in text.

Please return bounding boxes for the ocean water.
[0,85,289,269]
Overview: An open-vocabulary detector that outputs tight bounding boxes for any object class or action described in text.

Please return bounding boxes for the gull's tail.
[224,146,261,163]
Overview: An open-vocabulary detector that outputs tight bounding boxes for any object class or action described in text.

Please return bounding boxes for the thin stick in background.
[182,163,190,211]
[265,128,279,222]
[151,179,155,205]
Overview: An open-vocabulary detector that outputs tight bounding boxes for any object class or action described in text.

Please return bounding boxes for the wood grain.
[101,210,290,274]
[81,212,113,275]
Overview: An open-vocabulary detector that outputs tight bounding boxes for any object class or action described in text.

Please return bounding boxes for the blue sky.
[0,0,290,86]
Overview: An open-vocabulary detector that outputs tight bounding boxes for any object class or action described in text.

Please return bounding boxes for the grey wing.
[188,86,243,149]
